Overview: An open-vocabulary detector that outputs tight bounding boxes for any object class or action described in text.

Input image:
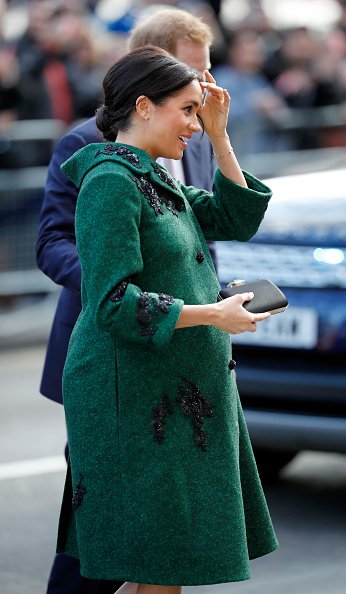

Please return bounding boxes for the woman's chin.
[173,148,185,160]
[161,150,183,161]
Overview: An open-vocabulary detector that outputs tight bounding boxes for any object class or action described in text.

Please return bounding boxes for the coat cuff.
[136,290,184,351]
[213,169,272,241]
[214,169,272,206]
[98,284,184,351]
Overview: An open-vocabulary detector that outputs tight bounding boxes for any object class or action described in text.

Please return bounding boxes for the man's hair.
[128,8,213,55]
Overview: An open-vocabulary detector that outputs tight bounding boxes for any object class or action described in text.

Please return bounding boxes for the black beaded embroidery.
[129,174,179,217]
[152,392,175,443]
[137,291,174,339]
[175,201,185,212]
[152,163,186,212]
[94,144,140,168]
[177,377,214,451]
[157,292,174,313]
[228,359,236,371]
[163,197,179,217]
[72,473,87,510]
[108,279,130,302]
[131,175,164,216]
[151,162,177,190]
[137,291,157,338]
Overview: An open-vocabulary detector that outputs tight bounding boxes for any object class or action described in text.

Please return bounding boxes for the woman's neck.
[116,132,156,160]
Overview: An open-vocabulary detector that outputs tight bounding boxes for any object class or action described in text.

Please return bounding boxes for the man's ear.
[135,95,151,121]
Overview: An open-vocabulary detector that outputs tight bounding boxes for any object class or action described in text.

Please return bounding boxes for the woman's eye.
[184,106,192,113]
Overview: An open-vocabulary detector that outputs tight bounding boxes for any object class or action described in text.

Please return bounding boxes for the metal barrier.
[241,146,346,179]
[0,166,58,295]
[0,119,66,168]
[0,119,67,295]
[0,165,60,347]
[0,120,67,346]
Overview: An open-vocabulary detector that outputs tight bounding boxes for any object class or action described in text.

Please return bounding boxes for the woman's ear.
[135,95,151,121]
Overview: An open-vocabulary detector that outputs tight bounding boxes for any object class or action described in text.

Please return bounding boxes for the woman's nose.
[189,117,201,133]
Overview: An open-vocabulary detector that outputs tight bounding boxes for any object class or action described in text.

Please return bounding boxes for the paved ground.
[1,346,346,594]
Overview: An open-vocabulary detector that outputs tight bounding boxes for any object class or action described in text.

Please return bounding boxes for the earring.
[145,115,149,120]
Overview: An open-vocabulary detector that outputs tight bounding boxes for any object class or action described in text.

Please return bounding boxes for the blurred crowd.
[0,0,346,161]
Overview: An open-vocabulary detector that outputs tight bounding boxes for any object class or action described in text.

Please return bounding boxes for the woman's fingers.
[224,89,231,109]
[201,72,230,101]
[216,293,271,334]
[228,293,271,316]
[200,72,231,122]
[254,311,272,321]
[237,293,271,320]
[200,81,224,98]
[240,292,254,303]
[204,70,216,84]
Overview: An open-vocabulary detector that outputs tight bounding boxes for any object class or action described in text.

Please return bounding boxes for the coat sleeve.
[36,129,86,294]
[76,170,184,351]
[179,169,272,241]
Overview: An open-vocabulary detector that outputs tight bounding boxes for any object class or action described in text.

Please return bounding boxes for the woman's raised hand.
[198,71,230,141]
[213,293,271,334]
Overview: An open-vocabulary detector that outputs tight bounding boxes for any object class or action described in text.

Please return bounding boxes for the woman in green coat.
[57,46,278,593]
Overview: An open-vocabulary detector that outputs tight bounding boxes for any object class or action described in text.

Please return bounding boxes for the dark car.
[216,168,346,478]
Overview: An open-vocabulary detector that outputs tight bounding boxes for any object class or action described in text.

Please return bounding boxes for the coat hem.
[58,541,279,586]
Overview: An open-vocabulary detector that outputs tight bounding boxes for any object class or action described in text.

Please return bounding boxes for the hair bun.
[96,104,118,141]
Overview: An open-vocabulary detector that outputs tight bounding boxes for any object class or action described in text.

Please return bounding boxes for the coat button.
[176,202,185,212]
[228,359,236,371]
[196,251,205,263]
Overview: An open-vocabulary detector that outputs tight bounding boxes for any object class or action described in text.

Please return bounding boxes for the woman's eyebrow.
[183,100,201,107]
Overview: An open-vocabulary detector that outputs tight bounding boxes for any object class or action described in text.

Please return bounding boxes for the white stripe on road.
[0,455,66,481]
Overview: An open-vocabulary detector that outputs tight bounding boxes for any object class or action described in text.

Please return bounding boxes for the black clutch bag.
[219,279,288,315]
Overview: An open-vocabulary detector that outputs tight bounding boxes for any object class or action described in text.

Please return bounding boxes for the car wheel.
[254,448,297,481]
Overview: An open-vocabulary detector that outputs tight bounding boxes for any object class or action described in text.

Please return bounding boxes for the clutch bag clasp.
[227,279,246,288]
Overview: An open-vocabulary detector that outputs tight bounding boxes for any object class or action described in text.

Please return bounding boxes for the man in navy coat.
[37,8,216,594]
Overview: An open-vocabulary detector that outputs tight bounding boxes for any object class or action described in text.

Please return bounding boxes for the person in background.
[263,26,319,103]
[337,0,346,34]
[0,40,20,131]
[212,29,287,157]
[0,0,20,131]
[13,0,104,123]
[36,8,218,594]
[263,26,345,148]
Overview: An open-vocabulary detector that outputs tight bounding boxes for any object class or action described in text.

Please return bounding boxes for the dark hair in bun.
[96,46,199,141]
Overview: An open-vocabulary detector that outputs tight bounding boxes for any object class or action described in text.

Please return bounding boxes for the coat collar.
[99,143,185,201]
[62,142,185,203]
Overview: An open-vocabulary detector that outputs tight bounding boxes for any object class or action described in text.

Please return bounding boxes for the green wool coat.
[57,142,278,586]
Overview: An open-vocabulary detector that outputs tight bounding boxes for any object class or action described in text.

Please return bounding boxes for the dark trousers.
[46,553,123,594]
